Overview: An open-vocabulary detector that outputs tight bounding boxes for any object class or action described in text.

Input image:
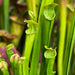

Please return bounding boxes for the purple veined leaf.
[0,0,2,5]
[0,47,21,67]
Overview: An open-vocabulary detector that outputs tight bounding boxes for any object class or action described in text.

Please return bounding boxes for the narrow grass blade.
[26,0,36,17]
[3,0,9,31]
[40,1,56,75]
[19,60,23,75]
[6,44,14,60]
[63,9,75,75]
[57,0,67,75]
[23,20,37,75]
[20,57,26,75]
[44,47,57,75]
[67,27,75,75]
[30,0,56,75]
[14,54,20,75]
[10,54,20,75]
[0,3,4,29]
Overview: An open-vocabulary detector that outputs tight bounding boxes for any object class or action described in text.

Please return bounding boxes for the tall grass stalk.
[26,0,36,17]
[3,0,9,31]
[44,47,57,75]
[58,0,67,75]
[23,0,37,75]
[0,2,4,41]
[36,0,40,17]
[23,20,38,75]
[30,0,56,75]
[40,0,56,75]
[30,0,44,74]
[0,2,4,29]
[67,27,75,75]
[63,9,75,75]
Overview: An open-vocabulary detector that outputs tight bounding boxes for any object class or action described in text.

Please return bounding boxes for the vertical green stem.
[19,61,23,75]
[23,34,35,75]
[44,48,56,75]
[58,0,67,75]
[0,3,4,29]
[0,3,4,41]
[47,58,55,75]
[63,9,75,75]
[67,27,75,75]
[19,57,26,75]
[3,0,9,31]
[23,0,37,75]
[30,0,45,75]
[30,0,55,75]
[26,0,36,17]
[40,0,55,75]
[36,0,40,17]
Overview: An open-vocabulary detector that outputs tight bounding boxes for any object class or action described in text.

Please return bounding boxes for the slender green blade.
[57,0,67,75]
[30,0,55,75]
[3,0,9,31]
[0,2,4,30]
[63,9,75,75]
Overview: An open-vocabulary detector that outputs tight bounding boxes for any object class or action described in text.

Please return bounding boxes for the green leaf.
[6,44,14,60]
[28,10,36,20]
[57,0,67,75]
[44,47,56,75]
[30,0,55,75]
[44,48,56,59]
[26,0,37,18]
[6,44,14,50]
[14,54,20,75]
[10,54,20,75]
[24,20,38,34]
[24,20,38,25]
[63,9,75,75]
[23,20,37,75]
[18,60,23,75]
[44,4,56,20]
[3,0,9,31]
[0,3,4,30]
[44,0,54,5]
[20,57,26,75]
